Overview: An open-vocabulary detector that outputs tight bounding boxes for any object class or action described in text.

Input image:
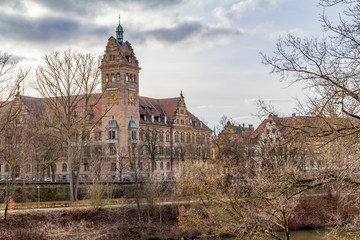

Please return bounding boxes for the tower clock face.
[110,93,117,101]
[128,92,135,105]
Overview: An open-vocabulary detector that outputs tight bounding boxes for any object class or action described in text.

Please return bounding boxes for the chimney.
[249,124,254,132]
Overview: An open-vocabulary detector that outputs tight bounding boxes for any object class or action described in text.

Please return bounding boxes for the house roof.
[138,95,211,131]
[8,93,211,132]
[250,114,359,142]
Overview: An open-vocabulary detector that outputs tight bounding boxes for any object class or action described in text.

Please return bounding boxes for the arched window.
[174,132,179,143]
[116,73,120,81]
[187,133,191,143]
[105,74,109,82]
[166,131,170,142]
[126,73,129,82]
[62,163,67,172]
[180,132,185,143]
[160,162,164,170]
[166,162,170,170]
[130,74,133,82]
[26,164,31,173]
[159,131,164,142]
[133,75,136,83]
[111,74,115,82]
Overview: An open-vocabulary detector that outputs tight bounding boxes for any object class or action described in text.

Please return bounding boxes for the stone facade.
[0,22,212,182]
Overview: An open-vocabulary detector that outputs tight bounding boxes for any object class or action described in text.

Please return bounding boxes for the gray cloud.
[129,21,242,44]
[0,13,79,43]
[30,0,184,15]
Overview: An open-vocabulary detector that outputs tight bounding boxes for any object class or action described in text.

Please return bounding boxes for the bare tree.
[140,127,161,173]
[0,52,29,220]
[0,121,29,220]
[260,1,360,234]
[33,50,108,201]
[261,1,360,139]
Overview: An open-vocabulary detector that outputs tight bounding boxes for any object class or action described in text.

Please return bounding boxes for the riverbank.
[0,196,356,239]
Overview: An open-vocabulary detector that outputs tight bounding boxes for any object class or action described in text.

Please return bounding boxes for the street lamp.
[37,185,40,209]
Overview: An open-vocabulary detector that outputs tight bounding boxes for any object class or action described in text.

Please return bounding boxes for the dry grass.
[0,206,181,240]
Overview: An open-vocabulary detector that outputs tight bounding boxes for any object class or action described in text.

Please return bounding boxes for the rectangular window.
[132,131,137,140]
[166,134,170,142]
[111,162,117,171]
[159,133,164,142]
[109,144,116,155]
[108,131,116,140]
[159,146,164,155]
[84,163,89,172]
[95,131,102,141]
[84,146,90,156]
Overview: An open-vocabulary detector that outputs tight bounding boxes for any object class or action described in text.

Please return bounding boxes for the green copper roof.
[116,24,123,31]
[106,120,119,129]
[128,120,138,129]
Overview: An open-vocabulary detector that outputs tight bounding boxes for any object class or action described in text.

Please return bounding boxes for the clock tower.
[100,20,141,161]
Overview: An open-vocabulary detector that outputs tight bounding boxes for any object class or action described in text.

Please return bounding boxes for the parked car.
[122,176,130,182]
[44,177,52,182]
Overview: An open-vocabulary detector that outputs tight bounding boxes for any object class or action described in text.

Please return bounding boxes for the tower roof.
[116,24,123,31]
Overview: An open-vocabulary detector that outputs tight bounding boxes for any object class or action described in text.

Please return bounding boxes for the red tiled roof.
[6,93,211,131]
[139,96,180,123]
[250,114,358,141]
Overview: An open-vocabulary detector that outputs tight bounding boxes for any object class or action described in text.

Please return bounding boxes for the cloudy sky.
[0,0,341,129]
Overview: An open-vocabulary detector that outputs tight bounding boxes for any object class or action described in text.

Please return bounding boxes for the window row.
[153,161,170,171]
[105,73,137,83]
[140,114,168,124]
[71,131,102,142]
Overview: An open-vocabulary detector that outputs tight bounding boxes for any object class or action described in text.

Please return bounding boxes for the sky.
[0,0,342,129]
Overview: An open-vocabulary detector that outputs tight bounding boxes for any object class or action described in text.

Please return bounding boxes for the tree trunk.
[67,134,74,201]
[133,150,143,232]
[74,141,84,201]
[3,181,10,220]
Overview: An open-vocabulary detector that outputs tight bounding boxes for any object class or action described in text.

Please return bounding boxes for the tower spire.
[116,14,124,46]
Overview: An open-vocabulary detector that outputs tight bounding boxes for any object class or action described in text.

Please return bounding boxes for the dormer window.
[85,113,95,121]
[151,114,154,123]
[126,73,129,82]
[180,109,184,114]
[164,116,167,124]
[144,115,147,121]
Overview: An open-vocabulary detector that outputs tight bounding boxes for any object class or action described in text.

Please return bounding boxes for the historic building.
[0,21,212,181]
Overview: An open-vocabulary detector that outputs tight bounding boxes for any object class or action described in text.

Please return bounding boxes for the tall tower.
[100,20,141,163]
